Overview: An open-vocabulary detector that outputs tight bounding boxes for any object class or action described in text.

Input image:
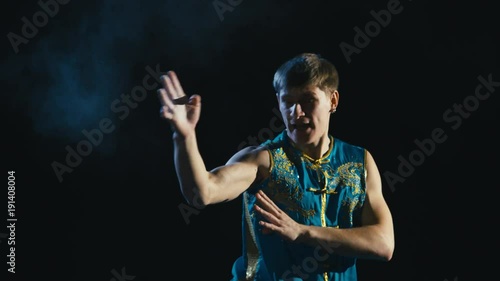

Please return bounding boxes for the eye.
[300,97,315,104]
[281,99,294,107]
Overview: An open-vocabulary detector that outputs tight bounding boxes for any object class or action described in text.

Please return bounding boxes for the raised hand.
[157,71,201,138]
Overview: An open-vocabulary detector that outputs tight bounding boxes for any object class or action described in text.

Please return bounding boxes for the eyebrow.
[294,92,317,98]
[282,90,317,97]
[302,91,316,96]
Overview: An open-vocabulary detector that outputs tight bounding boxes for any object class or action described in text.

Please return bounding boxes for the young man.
[157,53,394,281]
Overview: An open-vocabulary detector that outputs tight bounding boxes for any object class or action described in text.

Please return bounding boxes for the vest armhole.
[253,147,273,186]
[363,149,367,180]
[267,148,274,175]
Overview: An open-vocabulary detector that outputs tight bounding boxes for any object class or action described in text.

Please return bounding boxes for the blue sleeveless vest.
[231,130,367,281]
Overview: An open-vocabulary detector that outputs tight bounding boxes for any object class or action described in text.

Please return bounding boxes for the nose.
[291,103,305,119]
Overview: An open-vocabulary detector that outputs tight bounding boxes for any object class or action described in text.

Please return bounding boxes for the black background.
[2,0,498,280]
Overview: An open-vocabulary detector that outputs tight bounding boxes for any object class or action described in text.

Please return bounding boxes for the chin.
[288,130,315,144]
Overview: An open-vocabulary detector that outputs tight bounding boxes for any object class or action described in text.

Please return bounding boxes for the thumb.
[188,94,201,106]
[187,94,202,123]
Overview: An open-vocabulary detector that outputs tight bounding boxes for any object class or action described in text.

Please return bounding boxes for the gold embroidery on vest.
[336,162,364,193]
[269,148,316,219]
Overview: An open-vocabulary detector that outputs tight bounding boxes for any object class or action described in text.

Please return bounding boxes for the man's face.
[277,84,337,145]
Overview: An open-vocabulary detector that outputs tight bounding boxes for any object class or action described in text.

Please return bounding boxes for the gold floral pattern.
[240,131,368,280]
[266,147,317,219]
[264,136,366,225]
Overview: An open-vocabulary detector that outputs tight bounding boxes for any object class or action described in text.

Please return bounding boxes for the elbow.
[367,229,394,261]
[368,243,393,262]
[374,224,395,262]
[182,187,211,208]
[184,196,209,209]
[196,195,211,208]
[379,246,394,262]
[377,238,395,262]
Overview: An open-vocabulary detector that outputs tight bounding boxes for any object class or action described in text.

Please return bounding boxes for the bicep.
[207,147,269,204]
[361,150,393,228]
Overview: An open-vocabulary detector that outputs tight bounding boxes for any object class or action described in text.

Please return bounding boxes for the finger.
[159,85,189,106]
[160,74,180,100]
[159,106,173,119]
[255,191,274,213]
[259,221,276,234]
[157,88,176,120]
[157,88,174,108]
[256,191,280,215]
[167,71,186,97]
[260,190,282,212]
[254,204,272,220]
[255,204,280,227]
[188,94,202,106]
[157,88,167,106]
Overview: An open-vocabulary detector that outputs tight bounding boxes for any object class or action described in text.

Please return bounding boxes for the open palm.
[157,71,201,137]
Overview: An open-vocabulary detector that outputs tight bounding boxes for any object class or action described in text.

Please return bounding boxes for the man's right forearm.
[172,132,212,207]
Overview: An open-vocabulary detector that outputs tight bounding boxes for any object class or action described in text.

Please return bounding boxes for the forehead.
[279,85,325,98]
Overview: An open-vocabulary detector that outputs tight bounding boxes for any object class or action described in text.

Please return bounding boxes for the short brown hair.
[273,53,339,94]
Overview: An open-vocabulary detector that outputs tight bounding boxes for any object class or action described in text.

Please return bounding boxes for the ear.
[276,92,280,104]
[330,90,339,113]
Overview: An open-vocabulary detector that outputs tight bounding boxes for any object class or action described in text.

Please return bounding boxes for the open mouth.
[291,123,311,131]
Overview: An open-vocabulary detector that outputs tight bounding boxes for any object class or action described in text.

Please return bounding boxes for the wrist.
[295,224,310,244]
[172,131,196,142]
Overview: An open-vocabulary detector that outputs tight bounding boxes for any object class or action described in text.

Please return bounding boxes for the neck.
[288,134,332,160]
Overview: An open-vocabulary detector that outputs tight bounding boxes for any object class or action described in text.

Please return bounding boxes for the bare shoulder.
[364,149,380,173]
[227,145,271,166]
[226,145,271,179]
[365,149,377,167]
[364,149,383,192]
